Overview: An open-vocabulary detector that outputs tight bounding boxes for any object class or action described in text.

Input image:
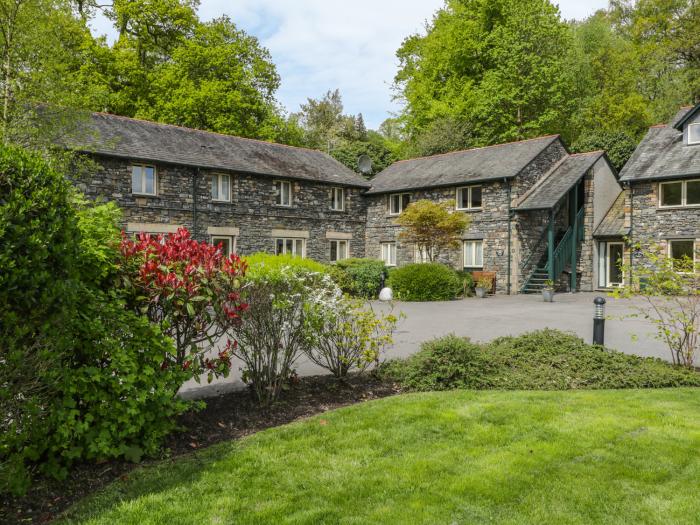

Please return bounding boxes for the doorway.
[598,241,624,288]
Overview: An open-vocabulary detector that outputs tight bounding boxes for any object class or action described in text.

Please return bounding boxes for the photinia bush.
[119,228,248,384]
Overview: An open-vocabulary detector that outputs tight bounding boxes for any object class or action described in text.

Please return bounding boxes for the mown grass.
[60,388,700,525]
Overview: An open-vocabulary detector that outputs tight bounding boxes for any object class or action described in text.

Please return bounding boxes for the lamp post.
[593,296,606,346]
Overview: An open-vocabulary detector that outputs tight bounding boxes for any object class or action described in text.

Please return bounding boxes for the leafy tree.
[294,88,345,150]
[571,130,639,171]
[330,131,397,176]
[396,199,471,262]
[404,116,475,158]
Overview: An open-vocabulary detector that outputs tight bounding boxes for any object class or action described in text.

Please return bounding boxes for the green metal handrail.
[576,207,584,240]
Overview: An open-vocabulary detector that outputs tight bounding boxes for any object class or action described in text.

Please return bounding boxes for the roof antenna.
[358,154,373,175]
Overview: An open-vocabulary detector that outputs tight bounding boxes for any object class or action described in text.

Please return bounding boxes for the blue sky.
[90,0,609,130]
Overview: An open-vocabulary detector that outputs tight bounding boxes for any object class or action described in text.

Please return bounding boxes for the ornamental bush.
[387,263,463,301]
[380,330,700,391]
[330,258,387,298]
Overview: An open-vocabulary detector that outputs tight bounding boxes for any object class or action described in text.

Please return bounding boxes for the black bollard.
[593,296,606,346]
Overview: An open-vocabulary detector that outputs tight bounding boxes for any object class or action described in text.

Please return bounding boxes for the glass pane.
[285,239,293,254]
[661,182,682,206]
[330,189,336,209]
[475,241,483,266]
[283,183,291,205]
[330,241,337,261]
[131,166,142,193]
[391,244,396,265]
[213,238,230,255]
[471,187,482,208]
[670,240,694,270]
[463,242,472,266]
[402,194,411,211]
[390,195,399,214]
[339,241,347,260]
[295,239,304,257]
[608,244,623,285]
[221,175,230,200]
[144,166,155,194]
[275,238,284,255]
[686,180,700,205]
[211,175,218,200]
[458,188,468,209]
[689,124,700,144]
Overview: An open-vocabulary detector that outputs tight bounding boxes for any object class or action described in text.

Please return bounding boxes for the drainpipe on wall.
[193,167,199,239]
[504,177,512,295]
[628,182,634,285]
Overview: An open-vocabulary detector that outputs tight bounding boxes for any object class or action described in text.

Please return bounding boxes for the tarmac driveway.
[181,292,669,399]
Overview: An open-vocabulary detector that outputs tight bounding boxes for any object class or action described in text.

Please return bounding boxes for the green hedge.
[328,258,386,298]
[387,263,462,301]
[380,330,700,391]
[243,252,330,278]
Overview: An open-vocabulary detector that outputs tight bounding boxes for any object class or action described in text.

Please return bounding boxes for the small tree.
[119,228,248,383]
[396,199,470,262]
[613,243,699,368]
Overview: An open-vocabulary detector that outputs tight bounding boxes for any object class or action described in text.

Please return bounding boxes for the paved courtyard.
[181,292,668,399]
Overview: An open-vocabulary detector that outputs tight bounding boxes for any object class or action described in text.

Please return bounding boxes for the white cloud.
[90,0,609,129]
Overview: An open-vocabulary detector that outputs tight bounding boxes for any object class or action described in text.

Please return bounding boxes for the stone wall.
[76,155,368,263]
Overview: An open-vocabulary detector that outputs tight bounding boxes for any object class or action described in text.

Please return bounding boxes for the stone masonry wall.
[76,155,368,263]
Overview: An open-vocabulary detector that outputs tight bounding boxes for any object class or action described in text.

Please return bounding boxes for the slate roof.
[63,112,371,188]
[594,191,628,238]
[365,135,561,194]
[515,151,605,211]
[619,105,700,183]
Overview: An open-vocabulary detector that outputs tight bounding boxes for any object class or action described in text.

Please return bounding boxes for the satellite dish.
[358,154,373,175]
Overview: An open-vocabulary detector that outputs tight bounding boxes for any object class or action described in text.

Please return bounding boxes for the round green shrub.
[332,258,386,298]
[387,263,462,301]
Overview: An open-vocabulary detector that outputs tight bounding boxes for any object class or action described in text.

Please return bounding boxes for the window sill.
[657,204,700,210]
[132,193,158,198]
[212,199,232,204]
[456,208,483,212]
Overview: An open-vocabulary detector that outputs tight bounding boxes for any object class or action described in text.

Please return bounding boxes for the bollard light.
[593,296,606,346]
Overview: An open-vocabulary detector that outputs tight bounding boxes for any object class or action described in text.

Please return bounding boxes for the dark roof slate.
[515,152,604,211]
[619,107,700,182]
[594,191,628,237]
[365,135,561,194]
[64,112,370,188]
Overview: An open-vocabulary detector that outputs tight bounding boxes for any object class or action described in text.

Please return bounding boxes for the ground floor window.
[211,235,235,256]
[381,242,396,266]
[598,241,624,288]
[668,239,696,271]
[330,239,348,262]
[275,237,305,257]
[463,240,483,268]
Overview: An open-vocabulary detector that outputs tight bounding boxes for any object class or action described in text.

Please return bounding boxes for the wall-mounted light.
[496,249,504,257]
[633,248,643,259]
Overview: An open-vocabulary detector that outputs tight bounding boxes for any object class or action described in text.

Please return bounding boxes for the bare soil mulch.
[1,374,400,525]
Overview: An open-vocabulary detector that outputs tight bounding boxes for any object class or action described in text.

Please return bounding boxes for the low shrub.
[243,252,330,278]
[456,270,474,297]
[380,329,700,391]
[387,263,462,301]
[330,258,386,298]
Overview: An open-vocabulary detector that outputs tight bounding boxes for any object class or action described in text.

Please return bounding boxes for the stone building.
[68,111,624,294]
[594,102,700,288]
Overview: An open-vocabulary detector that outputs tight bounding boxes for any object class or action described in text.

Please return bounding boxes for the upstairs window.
[456,186,482,210]
[688,123,700,145]
[659,179,700,207]
[276,181,292,206]
[211,173,231,202]
[387,193,410,215]
[131,165,156,195]
[330,187,345,211]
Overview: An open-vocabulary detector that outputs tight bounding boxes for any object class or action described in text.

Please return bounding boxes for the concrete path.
[180,292,668,399]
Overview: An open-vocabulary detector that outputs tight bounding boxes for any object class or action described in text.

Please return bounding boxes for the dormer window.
[688,123,700,145]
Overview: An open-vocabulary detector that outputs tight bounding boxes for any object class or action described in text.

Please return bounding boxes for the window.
[689,123,700,145]
[414,246,434,263]
[668,240,695,272]
[131,165,156,195]
[456,186,483,210]
[276,181,292,206]
[330,239,348,262]
[659,179,700,207]
[275,237,305,257]
[381,242,397,266]
[330,187,345,211]
[387,193,410,215]
[463,240,483,268]
[211,235,235,256]
[211,174,231,202]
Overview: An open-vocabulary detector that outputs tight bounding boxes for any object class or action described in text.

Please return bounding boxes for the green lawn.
[60,389,700,525]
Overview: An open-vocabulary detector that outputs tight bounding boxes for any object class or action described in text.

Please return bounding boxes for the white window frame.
[275,237,305,257]
[659,179,700,208]
[668,239,697,273]
[455,186,483,210]
[463,240,483,269]
[276,180,292,207]
[211,173,231,202]
[210,235,236,256]
[387,193,411,215]
[688,123,700,145]
[381,242,397,267]
[330,187,345,211]
[131,164,157,196]
[329,239,349,262]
